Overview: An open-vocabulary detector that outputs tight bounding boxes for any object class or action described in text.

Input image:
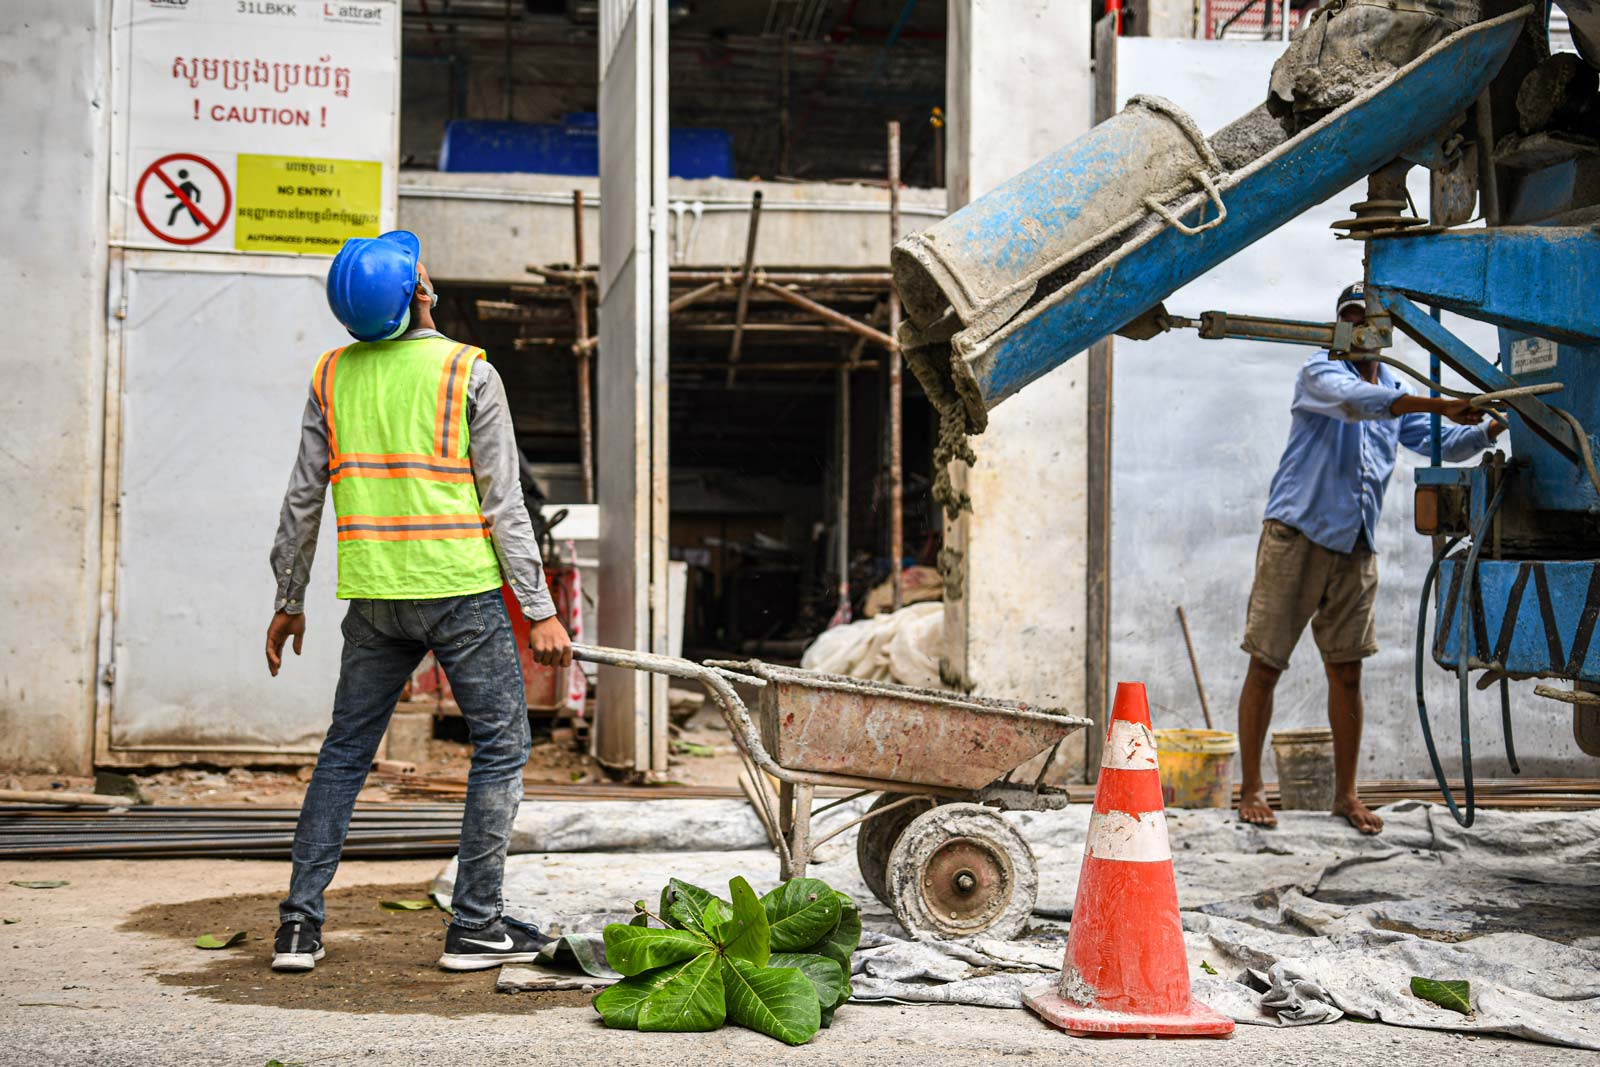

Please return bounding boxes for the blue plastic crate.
[438,113,733,179]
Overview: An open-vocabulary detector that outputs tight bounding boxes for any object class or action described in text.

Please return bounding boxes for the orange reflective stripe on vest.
[328,452,475,485]
[312,346,347,457]
[335,513,492,542]
[434,344,475,458]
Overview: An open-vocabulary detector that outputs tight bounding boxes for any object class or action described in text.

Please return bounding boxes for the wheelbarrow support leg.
[781,782,814,881]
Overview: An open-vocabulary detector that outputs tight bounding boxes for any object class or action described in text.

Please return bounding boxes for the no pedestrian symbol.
[136,153,232,246]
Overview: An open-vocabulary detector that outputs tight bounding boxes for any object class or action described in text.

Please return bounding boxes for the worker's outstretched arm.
[1396,404,1499,461]
[466,360,572,669]
[266,386,330,675]
[1292,356,1406,422]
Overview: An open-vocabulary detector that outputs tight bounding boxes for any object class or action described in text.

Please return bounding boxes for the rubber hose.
[1415,536,1467,825]
[1447,477,1509,827]
[1500,675,1521,775]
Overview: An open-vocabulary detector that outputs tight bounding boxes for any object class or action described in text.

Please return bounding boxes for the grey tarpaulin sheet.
[435,800,1599,1049]
[504,797,879,854]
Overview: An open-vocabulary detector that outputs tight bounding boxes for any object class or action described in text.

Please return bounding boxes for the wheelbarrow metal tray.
[740,662,1091,791]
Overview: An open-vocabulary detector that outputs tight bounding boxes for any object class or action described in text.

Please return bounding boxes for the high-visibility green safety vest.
[312,336,503,600]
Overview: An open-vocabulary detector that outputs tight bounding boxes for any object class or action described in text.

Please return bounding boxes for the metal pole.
[779,32,792,177]
[837,361,851,623]
[726,190,764,387]
[503,0,514,121]
[1085,12,1120,784]
[1175,604,1214,729]
[667,280,728,314]
[752,281,898,349]
[573,190,595,504]
[528,268,893,286]
[887,120,904,612]
[1430,305,1442,466]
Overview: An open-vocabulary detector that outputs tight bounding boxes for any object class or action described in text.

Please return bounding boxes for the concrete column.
[943,0,1093,758]
[0,1,109,773]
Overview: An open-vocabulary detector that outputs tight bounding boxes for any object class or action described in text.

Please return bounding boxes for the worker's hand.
[1439,398,1486,426]
[266,611,306,677]
[529,615,573,669]
[1486,413,1509,440]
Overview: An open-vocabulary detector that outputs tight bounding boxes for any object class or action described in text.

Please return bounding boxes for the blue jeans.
[280,589,529,930]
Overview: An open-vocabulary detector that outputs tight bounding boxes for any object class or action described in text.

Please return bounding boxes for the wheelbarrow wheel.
[856,792,937,908]
[884,803,1037,940]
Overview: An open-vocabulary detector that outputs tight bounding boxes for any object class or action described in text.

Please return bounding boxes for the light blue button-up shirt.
[1264,353,1494,554]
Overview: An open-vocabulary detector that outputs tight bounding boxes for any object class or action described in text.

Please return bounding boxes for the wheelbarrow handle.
[569,643,783,781]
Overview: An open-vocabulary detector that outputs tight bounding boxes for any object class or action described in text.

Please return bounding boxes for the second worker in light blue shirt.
[1263,351,1496,554]
[1234,282,1504,838]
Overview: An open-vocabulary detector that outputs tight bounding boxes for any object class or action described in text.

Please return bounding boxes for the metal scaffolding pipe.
[887,120,905,612]
[667,280,729,314]
[753,281,897,349]
[837,360,852,622]
[726,190,765,387]
[572,189,595,504]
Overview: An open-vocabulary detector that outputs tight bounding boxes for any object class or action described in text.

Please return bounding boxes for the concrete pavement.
[0,858,1585,1067]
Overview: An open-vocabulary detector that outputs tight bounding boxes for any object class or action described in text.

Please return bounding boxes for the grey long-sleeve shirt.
[270,328,557,620]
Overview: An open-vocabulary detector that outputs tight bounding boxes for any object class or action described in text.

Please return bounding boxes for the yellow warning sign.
[234,154,382,254]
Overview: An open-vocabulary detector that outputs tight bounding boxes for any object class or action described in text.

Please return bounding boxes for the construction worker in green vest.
[265,230,571,974]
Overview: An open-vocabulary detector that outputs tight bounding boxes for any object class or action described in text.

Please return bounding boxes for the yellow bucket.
[1154,728,1238,809]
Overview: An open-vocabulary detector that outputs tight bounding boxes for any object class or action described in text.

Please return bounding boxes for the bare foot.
[1333,795,1383,834]
[1238,787,1277,828]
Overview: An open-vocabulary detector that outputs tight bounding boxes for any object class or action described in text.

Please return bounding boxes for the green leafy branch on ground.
[594,875,860,1046]
[1410,976,1473,1015]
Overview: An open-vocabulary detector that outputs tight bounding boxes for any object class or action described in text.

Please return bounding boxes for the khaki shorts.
[1241,520,1379,671]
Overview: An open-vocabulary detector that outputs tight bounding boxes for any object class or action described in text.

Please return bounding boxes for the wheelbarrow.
[573,644,1091,940]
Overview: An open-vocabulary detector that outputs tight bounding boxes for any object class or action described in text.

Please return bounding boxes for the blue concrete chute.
[894,7,1529,433]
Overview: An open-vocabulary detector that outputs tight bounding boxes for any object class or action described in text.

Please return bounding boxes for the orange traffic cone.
[1024,682,1234,1038]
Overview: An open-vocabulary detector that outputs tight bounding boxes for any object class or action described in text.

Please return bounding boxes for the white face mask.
[382,308,411,340]
[381,277,434,340]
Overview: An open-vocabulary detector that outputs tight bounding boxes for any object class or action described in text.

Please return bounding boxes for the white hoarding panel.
[111,268,343,752]
[114,0,399,254]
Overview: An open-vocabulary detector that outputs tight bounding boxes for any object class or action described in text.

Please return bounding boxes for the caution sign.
[116,0,399,255]
[135,153,233,246]
[234,154,382,254]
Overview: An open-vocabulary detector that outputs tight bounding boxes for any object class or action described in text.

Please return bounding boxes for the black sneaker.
[272,919,325,972]
[438,916,553,972]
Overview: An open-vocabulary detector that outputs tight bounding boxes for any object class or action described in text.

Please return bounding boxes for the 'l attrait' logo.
[323,2,386,23]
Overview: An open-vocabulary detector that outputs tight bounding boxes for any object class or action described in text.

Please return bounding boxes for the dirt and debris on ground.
[121,879,586,1018]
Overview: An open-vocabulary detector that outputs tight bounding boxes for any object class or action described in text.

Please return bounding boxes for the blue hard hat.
[326,230,422,342]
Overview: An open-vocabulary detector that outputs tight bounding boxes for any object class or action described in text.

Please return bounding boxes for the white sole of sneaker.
[271,947,326,972]
[437,951,543,972]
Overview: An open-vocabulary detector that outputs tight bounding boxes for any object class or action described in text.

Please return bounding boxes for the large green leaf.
[1410,977,1472,1015]
[721,955,821,1046]
[595,955,713,1030]
[660,879,731,937]
[719,876,771,967]
[602,925,712,977]
[768,952,846,1011]
[808,893,861,973]
[637,952,727,1033]
[761,878,842,952]
[195,931,247,950]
